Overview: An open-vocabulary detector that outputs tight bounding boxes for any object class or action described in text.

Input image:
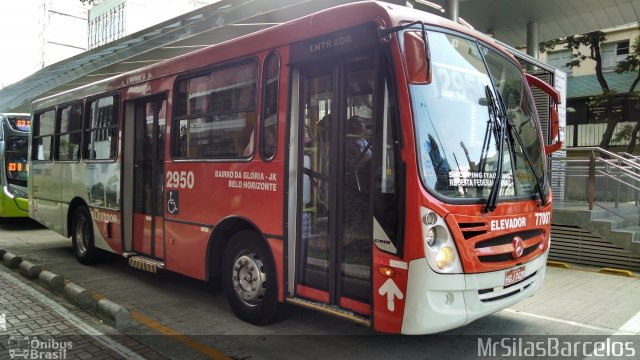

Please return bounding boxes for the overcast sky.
[0,2,41,88]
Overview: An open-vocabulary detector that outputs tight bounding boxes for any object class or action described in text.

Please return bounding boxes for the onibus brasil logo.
[7,336,73,359]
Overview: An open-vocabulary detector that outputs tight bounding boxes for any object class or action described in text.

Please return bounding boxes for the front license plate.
[504,266,526,286]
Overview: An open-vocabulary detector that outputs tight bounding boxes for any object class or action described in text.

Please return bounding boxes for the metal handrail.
[566,147,640,171]
[620,152,640,163]
[549,147,640,224]
[598,157,640,181]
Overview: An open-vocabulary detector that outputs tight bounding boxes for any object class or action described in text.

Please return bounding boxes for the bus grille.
[458,221,488,240]
[474,229,543,263]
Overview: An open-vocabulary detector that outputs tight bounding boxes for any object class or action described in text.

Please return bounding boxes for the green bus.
[0,113,30,218]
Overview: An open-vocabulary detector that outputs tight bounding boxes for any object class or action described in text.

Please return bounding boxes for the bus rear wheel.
[71,206,99,265]
[222,230,279,325]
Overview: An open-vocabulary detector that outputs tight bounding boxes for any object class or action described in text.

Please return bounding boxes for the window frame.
[615,40,630,56]
[83,93,120,163]
[171,57,260,162]
[546,49,573,75]
[373,48,405,256]
[31,107,57,163]
[55,100,84,162]
[602,40,631,70]
[260,51,281,161]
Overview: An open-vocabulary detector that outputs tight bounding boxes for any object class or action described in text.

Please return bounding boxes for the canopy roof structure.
[568,72,639,98]
[426,0,640,47]
[1,0,639,112]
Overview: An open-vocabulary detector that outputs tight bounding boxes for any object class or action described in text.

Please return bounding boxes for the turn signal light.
[378,266,396,278]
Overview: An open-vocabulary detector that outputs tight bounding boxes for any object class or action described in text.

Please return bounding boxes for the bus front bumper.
[0,194,29,218]
[400,250,548,334]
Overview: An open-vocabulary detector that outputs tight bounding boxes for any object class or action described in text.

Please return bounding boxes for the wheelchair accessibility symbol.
[167,190,179,214]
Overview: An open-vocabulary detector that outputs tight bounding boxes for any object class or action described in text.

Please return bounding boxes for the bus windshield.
[5,135,28,187]
[411,31,546,201]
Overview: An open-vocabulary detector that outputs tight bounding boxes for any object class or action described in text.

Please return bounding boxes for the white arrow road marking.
[378,278,403,312]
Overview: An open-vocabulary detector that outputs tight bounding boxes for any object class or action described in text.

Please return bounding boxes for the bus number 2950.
[166,171,195,189]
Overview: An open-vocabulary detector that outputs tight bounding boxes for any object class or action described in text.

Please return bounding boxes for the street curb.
[97,298,132,330]
[38,270,65,293]
[546,260,571,269]
[64,282,98,314]
[3,252,22,268]
[19,261,42,279]
[0,248,133,331]
[598,267,635,277]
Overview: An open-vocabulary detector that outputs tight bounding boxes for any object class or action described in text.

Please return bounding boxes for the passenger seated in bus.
[346,115,372,192]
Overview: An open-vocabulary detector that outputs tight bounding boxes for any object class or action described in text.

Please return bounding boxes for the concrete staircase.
[551,204,640,271]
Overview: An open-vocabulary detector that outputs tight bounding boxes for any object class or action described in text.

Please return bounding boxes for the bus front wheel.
[71,206,99,265]
[222,230,279,325]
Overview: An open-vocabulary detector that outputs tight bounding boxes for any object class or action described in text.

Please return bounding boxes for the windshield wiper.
[482,86,506,213]
[482,86,548,212]
[477,87,500,177]
[497,92,548,207]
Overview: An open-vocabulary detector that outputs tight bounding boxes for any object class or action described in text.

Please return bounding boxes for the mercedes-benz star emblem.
[512,236,524,259]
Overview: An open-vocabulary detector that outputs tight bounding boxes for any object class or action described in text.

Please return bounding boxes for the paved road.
[1,219,639,359]
[0,260,167,359]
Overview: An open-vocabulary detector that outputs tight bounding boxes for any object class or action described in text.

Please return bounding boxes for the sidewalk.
[0,264,165,360]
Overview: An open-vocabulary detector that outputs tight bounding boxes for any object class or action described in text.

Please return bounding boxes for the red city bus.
[29,1,560,334]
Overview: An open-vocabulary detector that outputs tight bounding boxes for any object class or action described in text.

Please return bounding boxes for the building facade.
[88,0,219,49]
[38,0,89,68]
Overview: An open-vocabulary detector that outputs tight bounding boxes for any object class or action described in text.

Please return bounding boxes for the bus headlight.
[425,227,437,246]
[436,246,455,269]
[421,207,463,273]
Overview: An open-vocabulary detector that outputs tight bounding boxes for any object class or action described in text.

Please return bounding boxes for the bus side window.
[56,102,83,161]
[85,96,118,160]
[261,52,280,160]
[173,61,258,159]
[32,109,55,161]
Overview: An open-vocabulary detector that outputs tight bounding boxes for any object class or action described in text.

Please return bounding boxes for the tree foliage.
[540,26,640,151]
[613,34,640,152]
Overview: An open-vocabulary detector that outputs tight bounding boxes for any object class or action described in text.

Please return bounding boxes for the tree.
[613,35,640,152]
[540,28,640,151]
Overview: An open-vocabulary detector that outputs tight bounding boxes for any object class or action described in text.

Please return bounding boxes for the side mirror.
[525,74,562,154]
[403,31,431,84]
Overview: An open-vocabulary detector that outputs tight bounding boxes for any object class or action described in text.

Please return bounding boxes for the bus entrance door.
[294,57,376,318]
[130,97,167,260]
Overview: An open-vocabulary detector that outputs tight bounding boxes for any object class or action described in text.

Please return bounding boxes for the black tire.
[222,230,279,325]
[71,206,99,265]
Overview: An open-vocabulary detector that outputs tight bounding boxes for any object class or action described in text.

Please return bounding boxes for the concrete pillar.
[526,21,539,71]
[526,21,539,59]
[445,0,459,22]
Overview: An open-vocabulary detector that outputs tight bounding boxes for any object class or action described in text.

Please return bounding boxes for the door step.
[128,255,165,273]
[286,297,371,327]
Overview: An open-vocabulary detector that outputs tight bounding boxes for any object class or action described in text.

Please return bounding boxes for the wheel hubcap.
[75,217,88,256]
[231,251,267,306]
